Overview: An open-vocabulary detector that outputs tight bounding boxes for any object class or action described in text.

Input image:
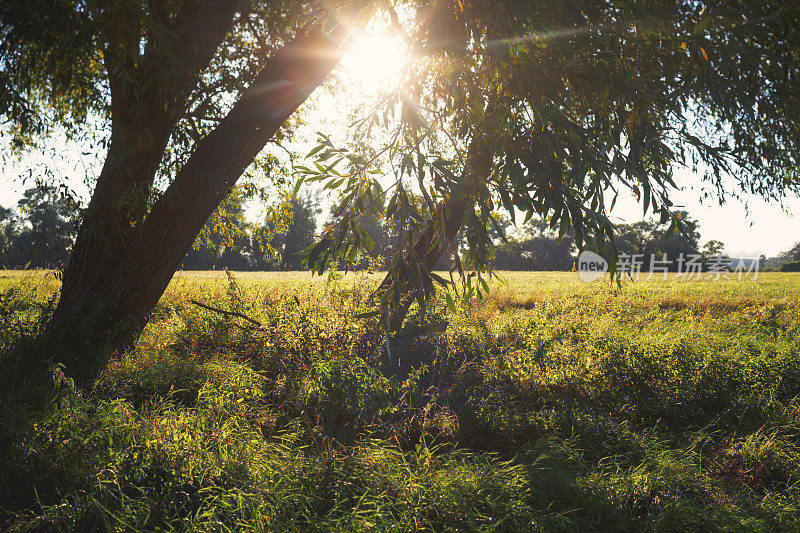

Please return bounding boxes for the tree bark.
[48,26,343,380]
[63,0,241,305]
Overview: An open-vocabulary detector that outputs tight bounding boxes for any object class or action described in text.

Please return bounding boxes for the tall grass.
[1,271,799,531]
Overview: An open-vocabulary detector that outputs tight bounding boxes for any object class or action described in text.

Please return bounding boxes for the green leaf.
[292,178,303,196]
[306,144,325,158]
[479,276,490,294]
[445,292,457,314]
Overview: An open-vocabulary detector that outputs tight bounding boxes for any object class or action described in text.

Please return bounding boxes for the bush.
[299,357,397,442]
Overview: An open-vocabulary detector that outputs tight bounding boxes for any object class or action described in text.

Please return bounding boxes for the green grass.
[2,270,800,531]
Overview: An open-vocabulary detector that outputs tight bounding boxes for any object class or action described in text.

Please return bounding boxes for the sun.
[340,33,409,92]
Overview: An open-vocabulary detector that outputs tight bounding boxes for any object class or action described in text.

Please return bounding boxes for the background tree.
[0,185,79,268]
[355,211,392,269]
[276,194,321,270]
[769,242,800,271]
[502,217,578,271]
[612,211,701,270]
[780,261,800,272]
[786,243,800,263]
[700,239,726,266]
[0,207,19,267]
[182,189,253,270]
[777,243,800,264]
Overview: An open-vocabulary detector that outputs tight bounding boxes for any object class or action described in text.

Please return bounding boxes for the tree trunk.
[47,27,343,380]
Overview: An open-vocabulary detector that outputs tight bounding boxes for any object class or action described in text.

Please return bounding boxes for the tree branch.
[102,25,345,317]
[190,299,262,328]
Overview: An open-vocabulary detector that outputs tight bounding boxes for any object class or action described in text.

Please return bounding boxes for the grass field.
[1,270,800,531]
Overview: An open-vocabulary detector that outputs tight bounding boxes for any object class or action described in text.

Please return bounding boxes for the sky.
[2,31,800,259]
[603,169,800,258]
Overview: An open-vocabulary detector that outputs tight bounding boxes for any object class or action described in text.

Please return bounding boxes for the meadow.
[1,270,799,531]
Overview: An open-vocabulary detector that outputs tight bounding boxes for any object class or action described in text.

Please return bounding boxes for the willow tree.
[2,1,800,381]
[301,0,800,324]
[1,1,360,376]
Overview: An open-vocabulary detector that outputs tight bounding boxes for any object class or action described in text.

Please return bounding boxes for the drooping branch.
[378,133,495,328]
[190,299,263,329]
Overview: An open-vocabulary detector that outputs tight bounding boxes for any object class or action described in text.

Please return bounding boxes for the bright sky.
[2,30,799,258]
[603,168,800,258]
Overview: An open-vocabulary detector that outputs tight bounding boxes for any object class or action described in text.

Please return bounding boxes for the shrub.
[299,357,397,442]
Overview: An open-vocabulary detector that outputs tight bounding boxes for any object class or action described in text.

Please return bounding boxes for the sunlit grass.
[1,271,800,530]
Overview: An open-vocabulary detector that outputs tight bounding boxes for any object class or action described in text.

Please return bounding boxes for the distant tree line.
[489,211,714,271]
[767,243,800,272]
[2,186,798,273]
[0,185,325,271]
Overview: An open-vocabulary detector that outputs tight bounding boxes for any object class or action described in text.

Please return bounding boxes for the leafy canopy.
[0,0,332,196]
[2,1,800,310]
[300,0,800,309]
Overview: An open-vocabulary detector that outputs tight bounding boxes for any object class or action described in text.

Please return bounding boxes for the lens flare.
[340,33,408,92]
